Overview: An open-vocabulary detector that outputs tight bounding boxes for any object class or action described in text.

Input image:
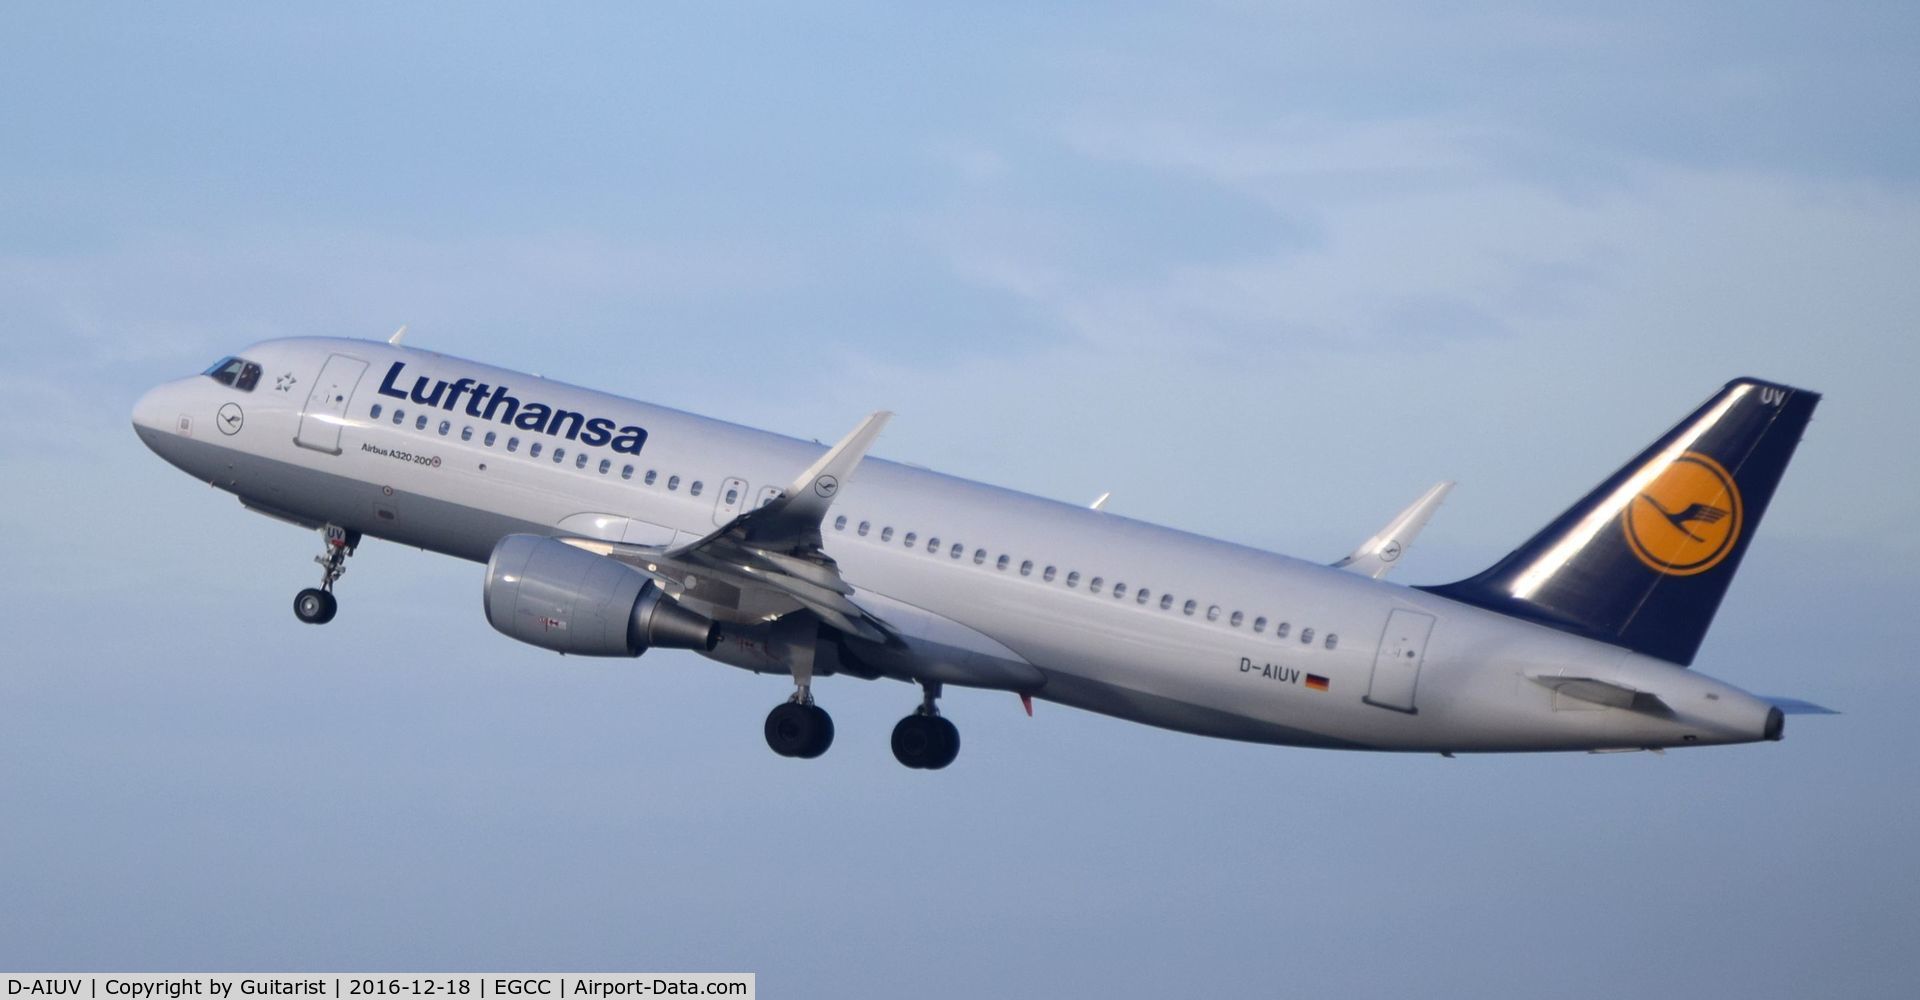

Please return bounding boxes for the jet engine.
[483,534,718,656]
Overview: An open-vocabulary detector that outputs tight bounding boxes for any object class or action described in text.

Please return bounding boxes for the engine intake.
[484,534,719,656]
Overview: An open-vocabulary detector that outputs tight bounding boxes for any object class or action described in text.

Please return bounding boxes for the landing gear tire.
[295,524,356,626]
[891,713,960,770]
[293,587,337,625]
[765,701,834,759]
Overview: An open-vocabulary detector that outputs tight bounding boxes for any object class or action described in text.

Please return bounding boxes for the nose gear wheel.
[294,524,359,625]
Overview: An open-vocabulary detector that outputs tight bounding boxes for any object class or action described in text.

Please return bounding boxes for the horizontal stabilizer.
[1528,674,1669,713]
[1333,481,1454,579]
[1762,697,1839,715]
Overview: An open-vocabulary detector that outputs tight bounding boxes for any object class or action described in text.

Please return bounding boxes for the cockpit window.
[202,356,262,392]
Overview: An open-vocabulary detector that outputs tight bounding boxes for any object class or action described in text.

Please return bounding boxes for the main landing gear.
[293,524,358,625]
[761,681,962,769]
[891,682,960,770]
[765,687,835,759]
[763,618,834,759]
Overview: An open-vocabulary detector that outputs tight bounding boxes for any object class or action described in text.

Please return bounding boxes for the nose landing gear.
[892,682,960,770]
[292,588,336,624]
[293,524,358,625]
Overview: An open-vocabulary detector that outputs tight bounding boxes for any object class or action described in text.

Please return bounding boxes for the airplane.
[132,333,1826,768]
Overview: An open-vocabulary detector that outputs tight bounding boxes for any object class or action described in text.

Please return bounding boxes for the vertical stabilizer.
[1421,378,1819,665]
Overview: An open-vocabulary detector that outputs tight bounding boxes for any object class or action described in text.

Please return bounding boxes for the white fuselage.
[133,337,1780,753]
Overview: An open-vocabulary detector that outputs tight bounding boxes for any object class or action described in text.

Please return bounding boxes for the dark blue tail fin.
[1422,378,1820,666]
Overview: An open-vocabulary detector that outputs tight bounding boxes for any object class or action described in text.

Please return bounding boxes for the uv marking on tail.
[1422,378,1820,666]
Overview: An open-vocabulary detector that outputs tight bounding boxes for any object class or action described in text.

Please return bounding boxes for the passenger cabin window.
[904,532,917,547]
[621,464,634,480]
[950,544,963,560]
[973,548,987,565]
[1088,576,1102,594]
[576,453,589,470]
[1137,588,1150,605]
[461,426,474,442]
[392,409,404,425]
[529,442,543,458]
[507,437,520,453]
[553,447,566,463]
[1275,622,1290,639]
[928,538,940,553]
[726,487,740,504]
[881,527,894,542]
[996,555,1010,571]
[645,470,658,485]
[202,357,262,392]
[415,415,428,430]
[1207,605,1222,622]
[438,420,450,436]
[370,404,383,419]
[485,432,498,447]
[1300,628,1315,645]
[1183,600,1197,616]
[1160,594,1174,611]
[859,521,871,537]
[668,475,680,491]
[1113,582,1126,599]
[690,481,703,497]
[1020,560,1033,576]
[1253,616,1268,633]
[1325,633,1339,650]
[1043,566,1057,582]
[1230,611,1244,628]
[1066,571,1081,588]
[599,459,611,474]
[834,516,847,531]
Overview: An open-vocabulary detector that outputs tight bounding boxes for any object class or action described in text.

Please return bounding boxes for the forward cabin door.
[1365,609,1435,714]
[296,354,370,455]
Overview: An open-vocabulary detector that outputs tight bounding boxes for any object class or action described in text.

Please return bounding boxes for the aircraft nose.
[131,382,179,435]
[131,378,208,474]
[132,379,195,447]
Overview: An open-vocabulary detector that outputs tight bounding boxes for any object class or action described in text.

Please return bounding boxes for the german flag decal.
[1305,674,1330,692]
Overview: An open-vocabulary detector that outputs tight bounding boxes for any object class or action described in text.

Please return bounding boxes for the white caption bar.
[2,977,752,1000]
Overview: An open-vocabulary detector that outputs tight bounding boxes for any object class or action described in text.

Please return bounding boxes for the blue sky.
[3,4,1917,996]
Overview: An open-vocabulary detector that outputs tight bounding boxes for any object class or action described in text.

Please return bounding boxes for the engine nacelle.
[484,534,719,657]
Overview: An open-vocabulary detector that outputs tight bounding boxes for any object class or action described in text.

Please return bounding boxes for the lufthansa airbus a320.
[133,333,1826,768]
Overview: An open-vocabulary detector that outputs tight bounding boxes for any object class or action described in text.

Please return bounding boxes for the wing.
[560,411,896,643]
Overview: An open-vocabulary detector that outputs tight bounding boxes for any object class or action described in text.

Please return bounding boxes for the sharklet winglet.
[1334,481,1454,579]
